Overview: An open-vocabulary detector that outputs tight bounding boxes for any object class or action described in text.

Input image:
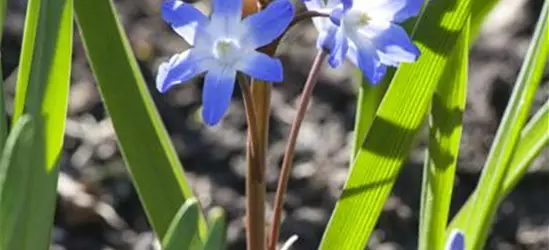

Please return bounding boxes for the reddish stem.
[267,50,328,250]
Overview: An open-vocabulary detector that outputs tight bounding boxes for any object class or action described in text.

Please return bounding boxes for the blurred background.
[1,0,548,249]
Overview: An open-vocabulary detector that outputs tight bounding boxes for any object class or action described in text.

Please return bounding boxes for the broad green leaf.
[418,18,469,250]
[74,0,206,239]
[349,13,421,162]
[10,0,72,248]
[350,0,500,161]
[350,72,390,160]
[162,198,200,250]
[203,207,227,250]
[462,1,549,248]
[348,0,501,246]
[319,0,471,248]
[0,115,34,249]
[449,100,549,239]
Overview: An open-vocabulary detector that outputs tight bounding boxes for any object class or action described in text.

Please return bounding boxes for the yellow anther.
[359,13,370,26]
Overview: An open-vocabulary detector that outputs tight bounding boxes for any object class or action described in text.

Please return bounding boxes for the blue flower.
[303,0,421,83]
[445,229,465,250]
[157,0,294,125]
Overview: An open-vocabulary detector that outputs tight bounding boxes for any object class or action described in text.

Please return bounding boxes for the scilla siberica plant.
[156,0,431,249]
[4,0,548,248]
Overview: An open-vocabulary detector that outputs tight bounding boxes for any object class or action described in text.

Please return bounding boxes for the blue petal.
[329,7,345,26]
[328,0,355,26]
[241,0,294,48]
[235,51,283,82]
[328,28,348,68]
[202,68,237,126]
[360,0,423,23]
[317,24,338,51]
[340,0,353,10]
[211,0,242,35]
[354,39,387,84]
[361,21,420,65]
[161,0,207,45]
[445,230,465,250]
[156,50,212,93]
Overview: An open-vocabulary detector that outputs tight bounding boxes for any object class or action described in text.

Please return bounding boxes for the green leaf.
[350,72,391,160]
[203,207,226,250]
[318,0,471,248]
[448,100,549,240]
[162,198,201,250]
[418,18,469,250]
[349,12,421,162]
[502,101,549,194]
[9,0,72,248]
[74,0,206,239]
[350,0,499,163]
[0,115,34,250]
[461,1,549,248]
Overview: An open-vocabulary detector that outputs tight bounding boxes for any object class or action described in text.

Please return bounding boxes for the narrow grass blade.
[418,18,469,250]
[74,0,206,239]
[462,1,549,248]
[0,115,34,249]
[502,101,549,194]
[9,0,72,248]
[162,198,200,250]
[12,0,39,123]
[449,100,549,234]
[318,0,472,248]
[203,207,226,250]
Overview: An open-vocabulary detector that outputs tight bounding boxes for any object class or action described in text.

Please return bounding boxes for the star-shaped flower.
[157,0,294,125]
[304,0,422,83]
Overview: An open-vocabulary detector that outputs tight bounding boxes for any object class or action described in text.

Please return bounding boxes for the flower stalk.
[240,75,267,250]
[268,50,328,250]
[242,0,268,246]
[247,80,270,250]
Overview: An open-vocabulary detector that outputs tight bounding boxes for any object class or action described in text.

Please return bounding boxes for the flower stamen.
[359,13,371,26]
[213,39,241,63]
[343,10,371,29]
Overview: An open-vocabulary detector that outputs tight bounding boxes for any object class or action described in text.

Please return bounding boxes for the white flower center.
[341,9,371,33]
[213,39,241,64]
